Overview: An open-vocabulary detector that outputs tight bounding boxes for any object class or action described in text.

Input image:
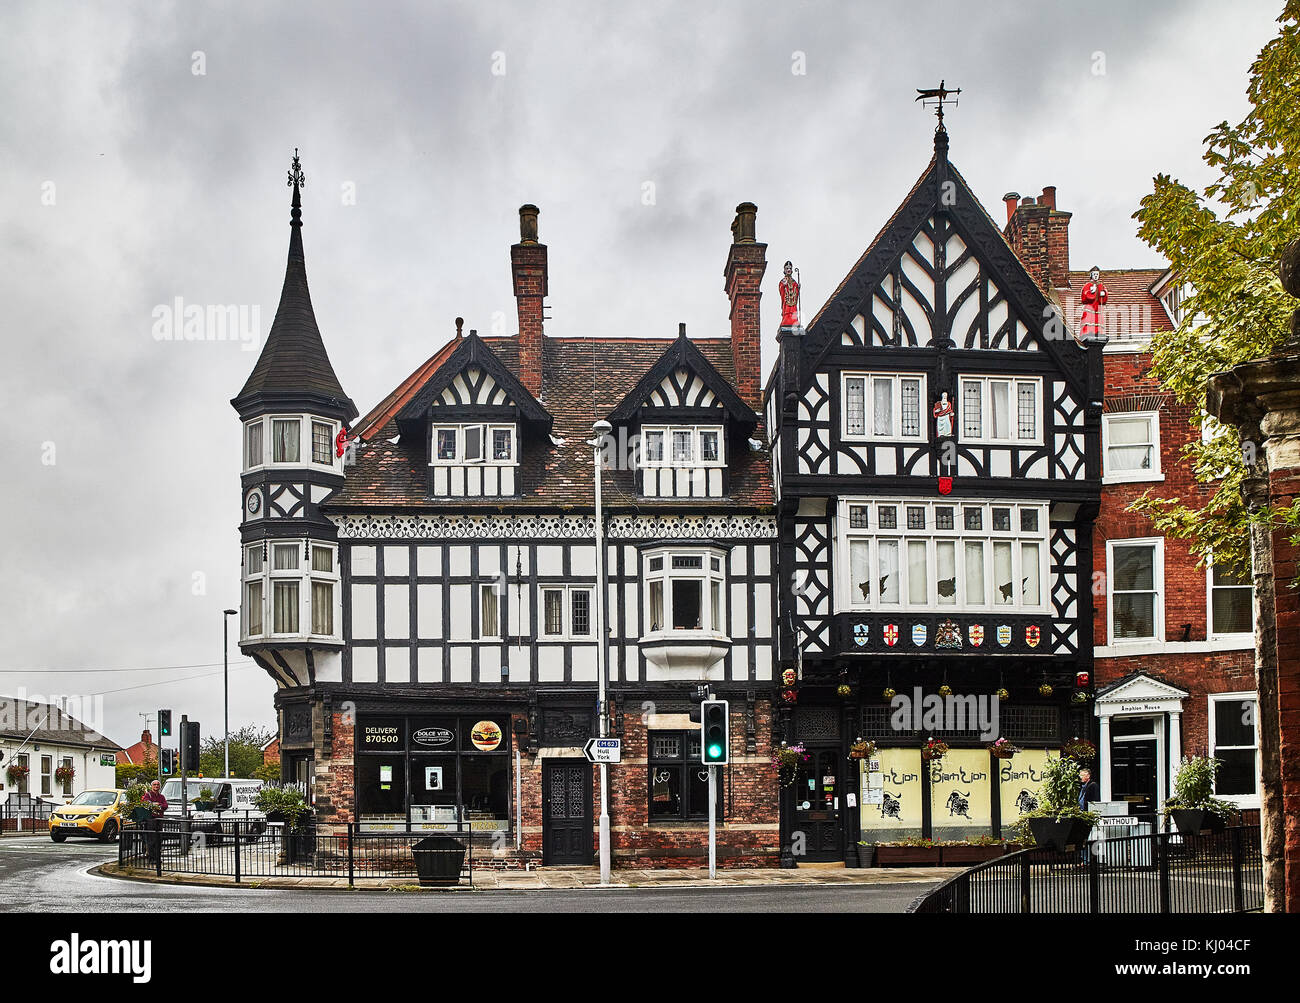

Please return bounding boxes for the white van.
[160,777,266,832]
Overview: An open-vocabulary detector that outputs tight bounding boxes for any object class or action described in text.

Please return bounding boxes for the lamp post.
[222,608,237,778]
[588,419,613,886]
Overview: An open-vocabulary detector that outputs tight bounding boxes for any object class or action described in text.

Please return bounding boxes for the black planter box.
[1027,817,1092,853]
[1171,809,1227,835]
[411,836,467,886]
[856,844,875,868]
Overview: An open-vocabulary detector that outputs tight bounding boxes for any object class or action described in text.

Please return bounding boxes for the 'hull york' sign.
[584,738,622,764]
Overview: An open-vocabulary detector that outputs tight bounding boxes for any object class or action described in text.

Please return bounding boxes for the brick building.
[1002,188,1258,826]
[234,155,779,868]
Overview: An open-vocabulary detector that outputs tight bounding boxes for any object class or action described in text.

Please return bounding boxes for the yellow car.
[49,788,133,843]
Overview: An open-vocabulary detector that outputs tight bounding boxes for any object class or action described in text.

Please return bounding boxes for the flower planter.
[856,844,875,868]
[940,845,1007,866]
[1170,809,1227,836]
[1027,817,1092,853]
[410,835,467,886]
[875,845,942,867]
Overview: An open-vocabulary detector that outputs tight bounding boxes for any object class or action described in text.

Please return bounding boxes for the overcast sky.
[0,0,1282,750]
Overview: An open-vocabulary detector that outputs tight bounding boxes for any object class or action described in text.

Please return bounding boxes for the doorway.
[1110,717,1159,818]
[791,747,843,861]
[542,759,593,865]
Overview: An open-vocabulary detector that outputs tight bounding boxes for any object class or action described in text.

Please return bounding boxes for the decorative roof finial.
[287,148,306,223]
[915,80,961,135]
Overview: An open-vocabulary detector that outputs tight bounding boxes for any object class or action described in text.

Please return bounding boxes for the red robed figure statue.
[1079,265,1108,339]
[779,260,800,327]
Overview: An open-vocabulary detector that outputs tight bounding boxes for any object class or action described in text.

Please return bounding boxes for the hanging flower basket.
[921,738,949,763]
[6,763,29,786]
[772,743,808,788]
[987,738,1020,759]
[882,687,896,701]
[54,764,76,785]
[836,683,852,698]
[1038,683,1054,697]
[1062,737,1097,761]
[938,684,952,697]
[995,687,1010,701]
[848,739,877,761]
[1070,691,1091,705]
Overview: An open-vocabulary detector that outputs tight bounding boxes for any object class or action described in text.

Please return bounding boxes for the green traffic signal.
[700,700,729,765]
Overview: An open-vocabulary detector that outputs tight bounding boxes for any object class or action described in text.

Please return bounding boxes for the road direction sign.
[583,738,622,764]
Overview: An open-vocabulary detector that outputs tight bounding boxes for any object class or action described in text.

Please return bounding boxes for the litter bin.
[410,836,466,886]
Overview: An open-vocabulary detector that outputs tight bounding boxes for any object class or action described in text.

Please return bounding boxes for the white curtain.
[1107,417,1152,470]
[273,581,299,633]
[850,541,871,603]
[908,541,928,604]
[964,542,985,604]
[872,378,893,436]
[877,541,899,604]
[993,542,1014,604]
[1021,542,1041,606]
[936,542,956,604]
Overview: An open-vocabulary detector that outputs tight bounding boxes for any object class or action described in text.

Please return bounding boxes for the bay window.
[243,540,339,640]
[958,376,1041,443]
[431,423,516,465]
[312,420,334,465]
[842,372,926,440]
[244,415,338,470]
[271,418,300,463]
[644,547,727,635]
[838,499,1048,612]
[245,421,263,468]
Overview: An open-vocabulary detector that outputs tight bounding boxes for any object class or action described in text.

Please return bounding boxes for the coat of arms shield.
[1025,625,1041,648]
[853,623,869,647]
[968,624,984,647]
[996,624,1012,647]
[883,624,899,647]
[911,624,927,647]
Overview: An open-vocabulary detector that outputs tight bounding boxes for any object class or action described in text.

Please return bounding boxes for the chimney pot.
[518,204,540,244]
[1021,196,1036,207]
[1002,192,1021,224]
[1041,185,1057,211]
[731,202,758,244]
[679,322,687,338]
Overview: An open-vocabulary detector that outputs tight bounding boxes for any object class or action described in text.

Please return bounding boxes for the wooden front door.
[542,759,593,865]
[791,747,844,861]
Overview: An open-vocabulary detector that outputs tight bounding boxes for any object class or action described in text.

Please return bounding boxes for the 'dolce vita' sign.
[412,727,454,748]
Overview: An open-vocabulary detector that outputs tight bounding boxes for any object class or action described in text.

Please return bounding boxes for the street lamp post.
[588,419,613,886]
[222,608,237,778]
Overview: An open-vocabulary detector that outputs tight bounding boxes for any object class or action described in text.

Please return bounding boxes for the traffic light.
[181,720,200,773]
[158,709,171,738]
[160,749,175,775]
[700,700,729,766]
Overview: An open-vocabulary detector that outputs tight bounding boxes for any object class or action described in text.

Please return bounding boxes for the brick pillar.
[724,202,767,410]
[511,204,546,397]
[1004,190,1071,294]
[1209,241,1300,910]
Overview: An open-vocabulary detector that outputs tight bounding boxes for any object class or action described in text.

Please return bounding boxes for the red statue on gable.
[779,260,800,328]
[1079,265,1108,340]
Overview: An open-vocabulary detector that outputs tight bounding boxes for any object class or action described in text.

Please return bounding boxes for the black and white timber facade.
[766,129,1105,860]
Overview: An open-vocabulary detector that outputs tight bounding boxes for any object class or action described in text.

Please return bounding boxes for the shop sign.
[412,726,455,749]
[99,753,116,767]
[360,722,403,751]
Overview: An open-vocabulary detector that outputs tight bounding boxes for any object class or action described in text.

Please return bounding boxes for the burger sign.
[470,720,504,752]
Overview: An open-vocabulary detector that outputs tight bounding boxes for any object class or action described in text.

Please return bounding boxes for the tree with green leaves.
[1130,1,1300,573]
[196,723,276,779]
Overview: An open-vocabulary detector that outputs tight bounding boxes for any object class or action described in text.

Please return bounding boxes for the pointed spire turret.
[232,149,357,422]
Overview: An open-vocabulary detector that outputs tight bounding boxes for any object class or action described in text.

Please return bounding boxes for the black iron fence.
[1,796,57,832]
[116,818,515,887]
[910,826,1263,913]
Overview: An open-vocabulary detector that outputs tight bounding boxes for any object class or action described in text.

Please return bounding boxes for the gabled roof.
[325,336,773,511]
[800,131,1092,394]
[608,326,758,423]
[231,159,357,422]
[1060,268,1174,339]
[1095,670,1189,703]
[395,330,551,426]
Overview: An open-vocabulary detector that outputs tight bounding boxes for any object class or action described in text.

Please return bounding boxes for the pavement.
[100,858,965,891]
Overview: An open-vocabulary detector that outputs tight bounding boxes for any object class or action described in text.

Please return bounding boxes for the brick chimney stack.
[511,204,546,396]
[724,202,767,409]
[1003,187,1072,292]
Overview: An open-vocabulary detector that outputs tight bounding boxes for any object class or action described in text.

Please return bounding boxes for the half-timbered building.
[766,128,1105,862]
[234,162,780,867]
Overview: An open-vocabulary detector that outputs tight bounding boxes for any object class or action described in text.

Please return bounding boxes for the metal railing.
[117,818,505,887]
[909,825,1263,913]
[1,797,58,832]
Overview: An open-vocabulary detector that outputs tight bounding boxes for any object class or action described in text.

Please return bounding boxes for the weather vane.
[915,80,961,132]
[287,147,305,190]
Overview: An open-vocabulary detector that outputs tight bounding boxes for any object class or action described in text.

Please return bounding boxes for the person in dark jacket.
[141,780,168,863]
[1078,768,1100,865]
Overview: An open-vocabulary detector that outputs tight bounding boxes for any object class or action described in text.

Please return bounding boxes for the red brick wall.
[511,242,547,396]
[1267,468,1300,910]
[725,242,766,409]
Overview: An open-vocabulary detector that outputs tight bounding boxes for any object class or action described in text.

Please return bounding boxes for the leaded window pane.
[845,377,866,436]
[901,378,921,437]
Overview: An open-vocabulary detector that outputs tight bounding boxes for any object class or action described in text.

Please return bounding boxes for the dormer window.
[431,423,516,465]
[641,425,725,468]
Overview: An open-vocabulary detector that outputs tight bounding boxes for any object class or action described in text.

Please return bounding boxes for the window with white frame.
[640,425,724,467]
[1209,559,1252,637]
[431,423,516,464]
[243,540,339,640]
[60,756,73,796]
[839,499,1048,612]
[244,415,337,470]
[842,372,926,440]
[1208,693,1259,804]
[958,376,1041,444]
[540,586,593,640]
[1107,539,1162,642]
[644,547,726,635]
[480,584,502,639]
[41,755,52,796]
[1103,412,1161,481]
